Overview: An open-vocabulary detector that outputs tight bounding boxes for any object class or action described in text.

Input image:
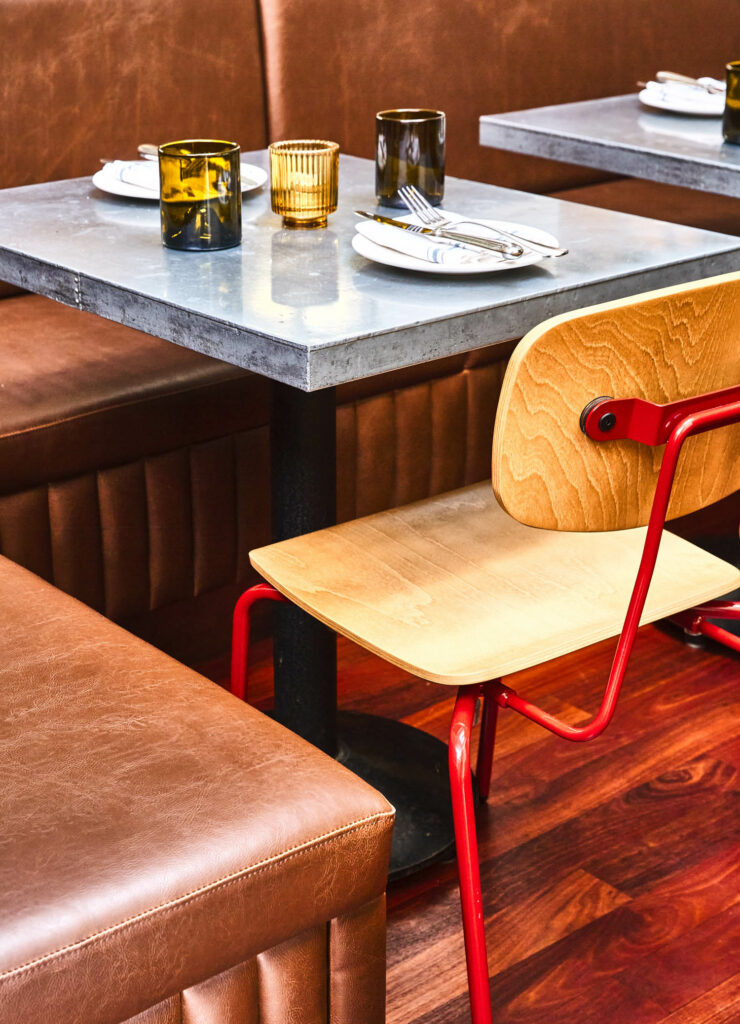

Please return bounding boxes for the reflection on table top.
[0,152,738,390]
[480,94,740,198]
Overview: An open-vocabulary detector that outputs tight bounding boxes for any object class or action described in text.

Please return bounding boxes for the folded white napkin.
[697,77,725,92]
[106,160,159,192]
[102,160,263,194]
[355,220,503,267]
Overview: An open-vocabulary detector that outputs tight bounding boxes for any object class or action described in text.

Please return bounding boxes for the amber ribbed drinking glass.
[723,61,740,145]
[269,140,340,228]
[375,109,445,207]
[159,140,241,251]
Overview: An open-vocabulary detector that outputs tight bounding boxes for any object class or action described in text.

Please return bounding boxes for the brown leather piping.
[0,370,250,443]
[0,809,394,982]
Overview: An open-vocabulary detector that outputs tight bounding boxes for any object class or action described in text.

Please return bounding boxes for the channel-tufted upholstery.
[0,329,511,661]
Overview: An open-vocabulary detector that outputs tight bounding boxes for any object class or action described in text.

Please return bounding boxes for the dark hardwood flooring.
[203,618,740,1024]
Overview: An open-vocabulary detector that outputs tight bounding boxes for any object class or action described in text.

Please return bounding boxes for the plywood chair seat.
[250,481,740,686]
[239,273,740,1024]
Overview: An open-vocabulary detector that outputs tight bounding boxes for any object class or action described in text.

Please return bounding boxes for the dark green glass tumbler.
[723,61,740,145]
[375,109,445,207]
[159,140,242,251]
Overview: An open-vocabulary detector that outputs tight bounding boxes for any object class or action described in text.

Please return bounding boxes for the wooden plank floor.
[204,619,740,1024]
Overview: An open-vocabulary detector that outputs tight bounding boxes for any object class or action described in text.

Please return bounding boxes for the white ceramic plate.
[352,213,559,275]
[638,86,724,117]
[92,160,267,200]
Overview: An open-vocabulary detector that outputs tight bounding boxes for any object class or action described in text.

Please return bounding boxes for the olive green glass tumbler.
[159,140,242,251]
[269,140,340,228]
[376,109,445,208]
[723,61,740,145]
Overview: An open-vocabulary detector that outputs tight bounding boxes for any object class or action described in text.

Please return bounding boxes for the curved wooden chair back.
[492,272,740,531]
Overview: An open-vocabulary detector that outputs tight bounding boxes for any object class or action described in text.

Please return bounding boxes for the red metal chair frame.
[230,582,288,701]
[230,385,740,1024]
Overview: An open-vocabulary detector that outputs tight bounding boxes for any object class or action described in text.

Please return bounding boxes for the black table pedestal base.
[270,383,458,880]
[337,711,456,881]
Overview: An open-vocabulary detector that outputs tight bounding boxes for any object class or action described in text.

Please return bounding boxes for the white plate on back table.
[352,212,558,275]
[638,86,724,117]
[92,160,268,200]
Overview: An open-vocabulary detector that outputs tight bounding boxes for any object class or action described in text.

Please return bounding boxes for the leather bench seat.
[0,555,394,1024]
[0,292,510,502]
[0,293,269,494]
[0,287,514,663]
[0,294,274,658]
[552,178,740,236]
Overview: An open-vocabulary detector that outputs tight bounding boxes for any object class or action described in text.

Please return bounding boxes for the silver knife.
[354,211,524,257]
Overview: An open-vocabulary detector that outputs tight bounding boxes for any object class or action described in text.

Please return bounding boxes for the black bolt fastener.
[579,396,614,435]
[598,412,617,432]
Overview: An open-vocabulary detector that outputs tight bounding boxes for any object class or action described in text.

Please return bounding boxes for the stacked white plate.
[638,79,725,117]
[92,160,267,200]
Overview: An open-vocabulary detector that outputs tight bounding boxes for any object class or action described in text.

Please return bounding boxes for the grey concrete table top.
[480,94,740,198]
[0,151,738,390]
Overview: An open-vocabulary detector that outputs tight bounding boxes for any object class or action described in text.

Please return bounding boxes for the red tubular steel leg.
[671,601,740,654]
[450,685,493,1024]
[476,680,500,803]
[700,620,740,653]
[230,584,287,701]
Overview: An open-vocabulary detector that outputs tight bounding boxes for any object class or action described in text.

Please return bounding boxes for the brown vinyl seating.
[1,0,738,666]
[0,554,394,1024]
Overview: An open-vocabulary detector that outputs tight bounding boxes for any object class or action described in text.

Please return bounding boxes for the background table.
[1,152,739,875]
[480,94,740,197]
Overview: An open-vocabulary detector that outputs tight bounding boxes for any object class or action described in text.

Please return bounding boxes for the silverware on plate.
[637,73,725,94]
[655,71,725,93]
[354,211,524,258]
[398,185,568,257]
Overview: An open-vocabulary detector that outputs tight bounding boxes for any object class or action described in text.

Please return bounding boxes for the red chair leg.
[450,685,493,1024]
[476,680,501,803]
[671,603,740,655]
[230,584,287,701]
[699,620,740,652]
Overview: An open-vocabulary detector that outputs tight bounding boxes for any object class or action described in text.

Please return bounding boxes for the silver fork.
[398,185,568,257]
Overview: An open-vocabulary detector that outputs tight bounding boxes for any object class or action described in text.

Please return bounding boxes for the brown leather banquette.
[0,554,394,1024]
[1,0,737,663]
[261,0,740,231]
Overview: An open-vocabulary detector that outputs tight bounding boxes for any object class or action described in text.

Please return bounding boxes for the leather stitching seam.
[0,810,394,982]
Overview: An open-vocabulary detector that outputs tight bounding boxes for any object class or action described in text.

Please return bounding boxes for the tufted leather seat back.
[0,0,268,192]
[116,903,386,1024]
[260,0,740,194]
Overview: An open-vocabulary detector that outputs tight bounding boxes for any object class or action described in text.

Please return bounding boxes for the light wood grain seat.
[236,271,740,1024]
[251,482,739,686]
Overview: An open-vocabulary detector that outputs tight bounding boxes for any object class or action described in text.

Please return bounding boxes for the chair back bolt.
[598,412,617,432]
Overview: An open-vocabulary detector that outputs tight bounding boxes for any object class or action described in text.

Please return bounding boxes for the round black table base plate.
[337,710,456,881]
